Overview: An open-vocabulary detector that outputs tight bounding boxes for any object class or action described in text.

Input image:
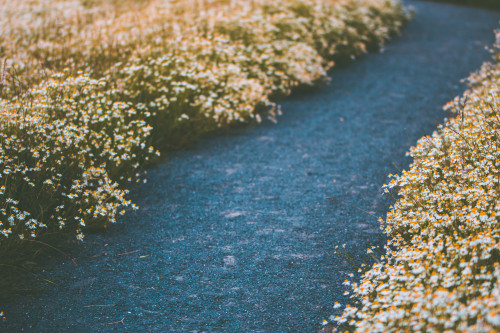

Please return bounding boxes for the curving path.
[1,1,499,332]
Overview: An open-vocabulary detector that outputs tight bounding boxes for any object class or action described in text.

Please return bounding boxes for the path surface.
[1,1,498,332]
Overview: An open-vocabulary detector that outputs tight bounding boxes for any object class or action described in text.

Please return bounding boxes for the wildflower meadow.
[333,29,500,332]
[1,0,498,332]
[0,0,409,249]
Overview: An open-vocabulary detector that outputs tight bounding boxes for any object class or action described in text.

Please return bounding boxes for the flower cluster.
[0,0,410,243]
[111,0,410,147]
[1,0,411,147]
[0,73,155,245]
[334,29,500,332]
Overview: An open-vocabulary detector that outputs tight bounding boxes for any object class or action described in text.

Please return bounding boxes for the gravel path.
[1,1,498,332]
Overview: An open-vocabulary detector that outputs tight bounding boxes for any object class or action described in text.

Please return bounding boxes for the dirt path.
[1,1,498,332]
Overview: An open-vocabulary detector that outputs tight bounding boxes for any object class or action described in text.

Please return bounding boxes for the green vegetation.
[0,0,410,288]
[334,28,500,333]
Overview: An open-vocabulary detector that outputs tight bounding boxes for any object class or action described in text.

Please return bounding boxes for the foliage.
[0,0,410,246]
[0,74,156,246]
[334,29,500,333]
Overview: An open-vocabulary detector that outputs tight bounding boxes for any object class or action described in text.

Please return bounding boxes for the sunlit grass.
[0,0,411,320]
[0,0,410,250]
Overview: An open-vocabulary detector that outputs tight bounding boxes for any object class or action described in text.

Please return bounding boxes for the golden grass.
[0,0,409,246]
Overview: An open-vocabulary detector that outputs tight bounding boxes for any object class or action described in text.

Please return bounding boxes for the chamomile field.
[333,29,500,332]
[0,0,498,332]
[0,0,409,251]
